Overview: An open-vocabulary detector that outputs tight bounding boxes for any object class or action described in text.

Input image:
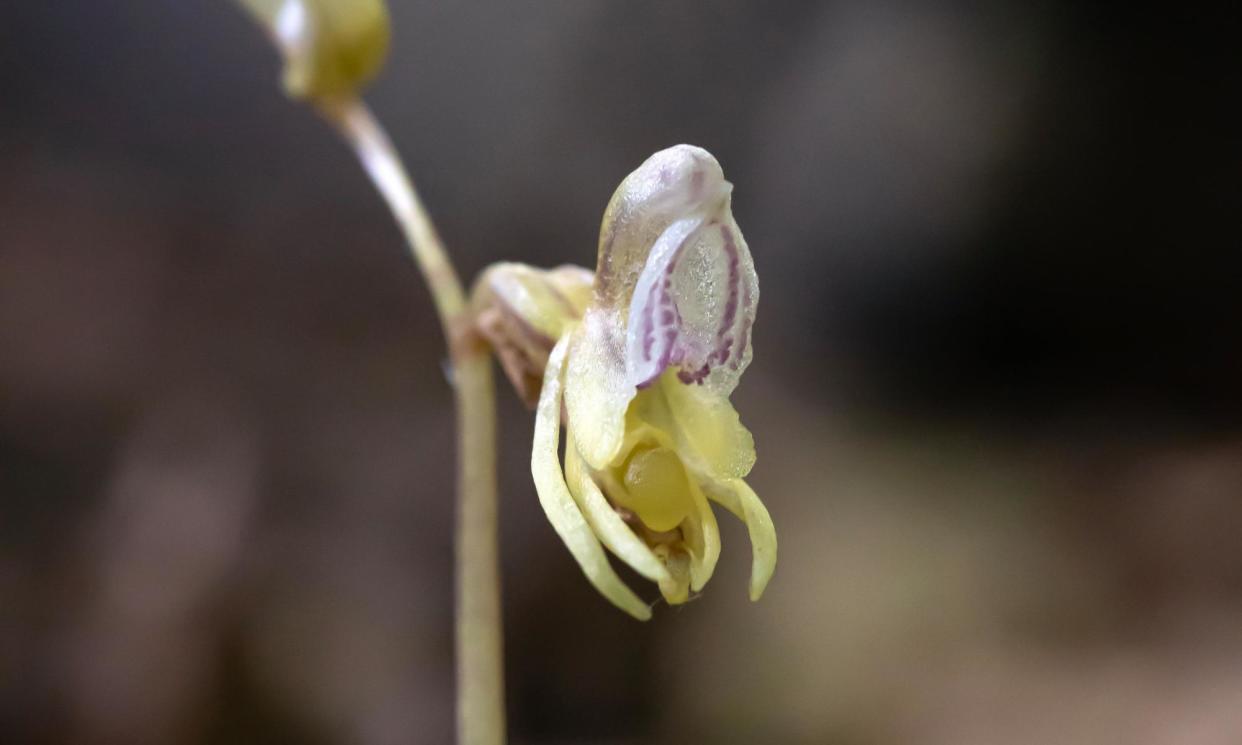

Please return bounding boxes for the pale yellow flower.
[483,146,776,620]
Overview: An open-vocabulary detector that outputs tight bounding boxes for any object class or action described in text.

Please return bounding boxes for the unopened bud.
[471,263,593,407]
[237,0,390,100]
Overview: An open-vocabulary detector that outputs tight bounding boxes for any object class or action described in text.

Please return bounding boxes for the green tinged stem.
[322,97,505,745]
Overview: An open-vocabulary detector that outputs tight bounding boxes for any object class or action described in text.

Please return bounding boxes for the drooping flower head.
[475,145,775,620]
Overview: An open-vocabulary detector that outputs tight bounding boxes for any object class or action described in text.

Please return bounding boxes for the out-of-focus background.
[2,2,1240,744]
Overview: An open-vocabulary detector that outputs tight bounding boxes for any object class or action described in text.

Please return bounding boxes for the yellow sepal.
[531,335,651,620]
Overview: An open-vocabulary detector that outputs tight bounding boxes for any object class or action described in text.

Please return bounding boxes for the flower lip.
[617,445,695,533]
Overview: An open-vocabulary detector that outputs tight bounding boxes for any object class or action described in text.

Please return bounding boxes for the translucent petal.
[532,335,651,620]
[701,478,777,601]
[594,146,730,311]
[565,445,671,584]
[564,310,634,470]
[623,216,703,389]
[570,145,758,470]
[624,214,758,394]
[590,145,758,395]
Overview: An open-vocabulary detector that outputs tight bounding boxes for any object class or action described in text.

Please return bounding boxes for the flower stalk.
[322,98,505,745]
[232,2,506,739]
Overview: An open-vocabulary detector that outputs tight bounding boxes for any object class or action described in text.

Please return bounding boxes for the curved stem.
[322,98,505,745]
[323,99,466,320]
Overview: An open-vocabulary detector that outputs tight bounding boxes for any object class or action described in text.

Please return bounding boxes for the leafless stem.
[322,97,505,745]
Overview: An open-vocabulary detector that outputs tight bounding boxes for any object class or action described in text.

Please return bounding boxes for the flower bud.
[237,0,390,100]
[471,263,593,407]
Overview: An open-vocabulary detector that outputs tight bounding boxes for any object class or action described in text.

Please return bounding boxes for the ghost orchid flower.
[479,146,776,620]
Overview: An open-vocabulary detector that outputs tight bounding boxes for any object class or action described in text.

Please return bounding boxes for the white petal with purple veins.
[623,211,758,396]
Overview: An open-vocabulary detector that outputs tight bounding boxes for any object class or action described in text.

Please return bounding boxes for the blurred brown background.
[2,2,1240,744]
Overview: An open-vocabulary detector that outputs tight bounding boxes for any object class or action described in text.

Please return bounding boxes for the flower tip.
[747,530,777,602]
[629,603,654,622]
[639,144,728,212]
[748,573,772,602]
